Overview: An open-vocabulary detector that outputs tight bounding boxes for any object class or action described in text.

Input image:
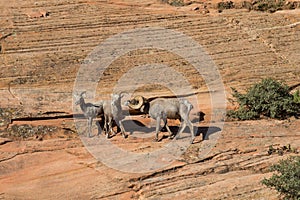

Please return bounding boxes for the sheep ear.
[81,91,87,98]
[73,93,80,98]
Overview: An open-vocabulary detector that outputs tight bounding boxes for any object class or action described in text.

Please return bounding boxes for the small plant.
[228,78,300,120]
[262,156,300,200]
[293,90,300,104]
[1,124,58,140]
[217,1,235,11]
[160,0,186,7]
[253,0,286,12]
[238,1,253,10]
[238,0,300,12]
[268,144,298,155]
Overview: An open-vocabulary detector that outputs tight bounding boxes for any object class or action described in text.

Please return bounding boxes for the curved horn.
[127,95,145,109]
[80,91,86,97]
[119,91,128,98]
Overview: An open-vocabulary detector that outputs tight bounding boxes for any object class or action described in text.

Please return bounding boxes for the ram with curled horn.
[125,95,195,144]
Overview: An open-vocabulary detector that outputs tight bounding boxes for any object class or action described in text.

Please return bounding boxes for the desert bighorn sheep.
[74,91,103,137]
[126,96,195,143]
[101,93,128,138]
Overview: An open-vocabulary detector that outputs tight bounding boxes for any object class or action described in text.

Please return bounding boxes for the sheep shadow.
[95,111,206,137]
[96,119,156,137]
[95,114,221,143]
[166,125,221,142]
[94,118,132,135]
[122,119,156,134]
[195,126,222,141]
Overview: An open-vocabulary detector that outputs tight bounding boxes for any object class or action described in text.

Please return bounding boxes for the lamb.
[101,93,128,138]
[74,91,103,137]
[125,96,195,143]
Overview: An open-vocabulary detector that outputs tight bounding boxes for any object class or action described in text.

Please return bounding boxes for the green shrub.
[253,0,286,12]
[238,1,253,10]
[262,156,300,200]
[217,1,235,11]
[160,0,185,7]
[293,90,300,104]
[228,78,300,120]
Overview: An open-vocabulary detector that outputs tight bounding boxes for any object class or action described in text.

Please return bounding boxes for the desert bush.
[293,90,300,104]
[161,0,299,11]
[268,144,298,155]
[227,78,300,120]
[238,1,253,10]
[251,0,300,12]
[1,124,57,140]
[252,0,285,12]
[286,1,300,9]
[160,0,186,7]
[217,1,235,11]
[262,156,300,200]
[0,107,23,128]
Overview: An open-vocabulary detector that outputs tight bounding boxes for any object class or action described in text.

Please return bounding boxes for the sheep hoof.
[111,132,117,137]
[168,135,175,140]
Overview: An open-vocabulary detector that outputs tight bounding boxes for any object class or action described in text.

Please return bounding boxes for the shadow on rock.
[195,126,222,140]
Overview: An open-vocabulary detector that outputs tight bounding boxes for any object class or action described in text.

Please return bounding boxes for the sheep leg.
[103,122,108,137]
[104,124,107,137]
[96,120,102,136]
[103,118,106,137]
[154,117,161,142]
[119,119,128,138]
[104,116,110,139]
[176,121,187,140]
[165,124,172,135]
[161,118,173,139]
[105,123,111,138]
[98,116,106,136]
[108,117,116,137]
[87,117,93,137]
[186,120,194,144]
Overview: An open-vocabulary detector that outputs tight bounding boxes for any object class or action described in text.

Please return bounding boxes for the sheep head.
[74,91,86,105]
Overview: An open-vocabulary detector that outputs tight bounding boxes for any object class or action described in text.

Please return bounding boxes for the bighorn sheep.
[74,92,127,139]
[126,96,195,143]
[74,91,103,137]
[101,93,128,138]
